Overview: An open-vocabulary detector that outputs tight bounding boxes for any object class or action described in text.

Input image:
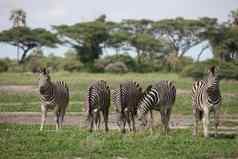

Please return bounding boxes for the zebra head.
[207,66,219,91]
[38,68,51,94]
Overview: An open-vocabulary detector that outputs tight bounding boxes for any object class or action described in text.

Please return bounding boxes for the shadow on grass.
[209,133,237,139]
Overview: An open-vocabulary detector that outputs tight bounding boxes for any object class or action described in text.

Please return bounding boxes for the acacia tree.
[0,27,59,64]
[152,17,204,58]
[199,16,238,61]
[54,15,109,64]
[120,19,163,64]
[106,22,130,55]
[230,8,238,25]
[9,9,27,63]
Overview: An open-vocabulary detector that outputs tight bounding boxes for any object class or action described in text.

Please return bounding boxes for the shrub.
[219,62,238,80]
[105,62,128,73]
[63,60,83,72]
[181,60,238,80]
[0,59,9,72]
[180,63,206,79]
[96,54,137,71]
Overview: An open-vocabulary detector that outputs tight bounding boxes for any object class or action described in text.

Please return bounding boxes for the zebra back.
[87,80,110,114]
[119,81,143,115]
[138,80,176,117]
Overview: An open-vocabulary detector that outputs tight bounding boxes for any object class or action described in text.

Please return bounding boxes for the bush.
[181,60,238,80]
[180,63,206,79]
[95,54,137,72]
[0,59,9,72]
[219,62,238,80]
[63,61,83,72]
[105,62,128,73]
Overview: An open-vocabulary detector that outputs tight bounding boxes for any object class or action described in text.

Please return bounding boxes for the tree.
[106,22,130,55]
[130,33,163,63]
[54,15,109,64]
[230,8,238,25]
[9,9,27,63]
[152,17,204,58]
[9,9,26,28]
[120,19,163,64]
[0,27,59,64]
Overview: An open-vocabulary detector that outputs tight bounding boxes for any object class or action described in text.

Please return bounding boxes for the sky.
[0,0,238,60]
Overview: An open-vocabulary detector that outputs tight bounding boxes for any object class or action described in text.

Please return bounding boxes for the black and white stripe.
[112,81,143,133]
[192,66,222,137]
[137,80,176,134]
[39,68,69,131]
[86,80,110,132]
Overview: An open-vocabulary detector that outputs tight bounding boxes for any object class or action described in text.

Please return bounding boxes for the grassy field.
[0,124,237,159]
[0,72,237,114]
[0,72,238,159]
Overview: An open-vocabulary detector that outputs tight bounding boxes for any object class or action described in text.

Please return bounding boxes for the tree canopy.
[0,27,59,63]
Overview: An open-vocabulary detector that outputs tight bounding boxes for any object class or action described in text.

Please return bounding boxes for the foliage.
[152,18,204,58]
[0,27,59,64]
[105,62,128,73]
[54,15,109,64]
[0,58,9,72]
[62,51,83,72]
[181,59,238,80]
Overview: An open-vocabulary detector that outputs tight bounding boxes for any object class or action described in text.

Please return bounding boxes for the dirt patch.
[0,85,237,98]
[0,112,237,134]
[0,85,38,94]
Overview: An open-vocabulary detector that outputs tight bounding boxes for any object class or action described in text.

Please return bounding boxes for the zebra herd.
[38,66,222,137]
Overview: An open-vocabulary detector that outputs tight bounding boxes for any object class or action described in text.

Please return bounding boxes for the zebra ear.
[208,65,216,75]
[41,67,49,75]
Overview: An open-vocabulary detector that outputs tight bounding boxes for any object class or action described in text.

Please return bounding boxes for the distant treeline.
[0,9,238,79]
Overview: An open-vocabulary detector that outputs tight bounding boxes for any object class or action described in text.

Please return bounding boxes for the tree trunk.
[196,45,209,62]
[19,50,28,64]
[17,44,20,64]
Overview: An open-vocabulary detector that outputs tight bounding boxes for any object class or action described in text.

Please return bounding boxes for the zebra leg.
[160,109,166,135]
[126,111,132,132]
[214,108,220,137]
[202,107,209,137]
[59,107,66,129]
[40,105,47,131]
[102,109,109,132]
[121,113,126,133]
[89,114,93,132]
[54,109,60,131]
[149,110,154,134]
[131,113,136,132]
[165,107,172,135]
[192,110,199,137]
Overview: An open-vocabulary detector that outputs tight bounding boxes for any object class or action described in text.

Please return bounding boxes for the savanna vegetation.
[0,9,238,79]
[0,8,238,159]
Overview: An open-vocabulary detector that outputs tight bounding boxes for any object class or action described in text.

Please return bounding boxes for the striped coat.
[39,68,69,131]
[137,80,176,134]
[86,80,110,132]
[192,66,222,137]
[112,81,143,133]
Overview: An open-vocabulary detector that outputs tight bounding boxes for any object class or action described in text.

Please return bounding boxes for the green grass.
[0,124,237,159]
[0,72,237,114]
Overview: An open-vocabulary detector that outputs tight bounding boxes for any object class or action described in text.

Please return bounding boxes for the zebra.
[86,80,110,132]
[38,68,69,131]
[137,80,176,135]
[112,81,143,133]
[192,66,222,137]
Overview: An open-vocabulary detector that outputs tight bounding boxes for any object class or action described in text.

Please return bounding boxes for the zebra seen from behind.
[112,81,143,133]
[86,80,110,132]
[38,68,69,131]
[137,80,176,135]
[192,66,222,137]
